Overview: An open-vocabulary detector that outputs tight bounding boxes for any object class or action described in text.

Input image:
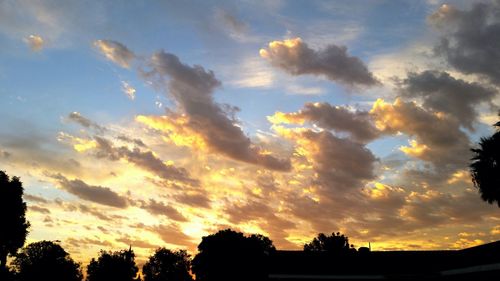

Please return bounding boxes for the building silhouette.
[268,240,500,280]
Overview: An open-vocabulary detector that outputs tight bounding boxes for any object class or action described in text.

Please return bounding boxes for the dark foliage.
[86,248,140,281]
[0,171,30,270]
[0,266,15,281]
[12,241,82,281]
[470,119,500,207]
[304,232,356,253]
[142,248,193,281]
[191,229,275,281]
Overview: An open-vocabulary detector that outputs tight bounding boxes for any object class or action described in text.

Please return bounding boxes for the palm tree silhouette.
[470,118,500,207]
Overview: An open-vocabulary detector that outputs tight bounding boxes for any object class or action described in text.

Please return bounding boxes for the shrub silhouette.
[142,248,193,281]
[470,118,500,207]
[0,171,30,270]
[304,232,356,253]
[86,248,140,281]
[191,229,275,281]
[12,240,82,281]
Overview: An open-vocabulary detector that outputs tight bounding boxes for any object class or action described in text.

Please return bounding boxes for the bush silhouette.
[87,248,140,281]
[304,232,356,254]
[12,240,82,281]
[0,171,30,270]
[142,248,193,281]
[191,229,275,281]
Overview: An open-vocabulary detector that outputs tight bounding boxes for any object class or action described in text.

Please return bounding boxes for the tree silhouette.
[191,229,275,281]
[12,240,82,281]
[304,232,355,253]
[470,119,500,207]
[0,171,30,271]
[142,248,193,281]
[86,248,140,281]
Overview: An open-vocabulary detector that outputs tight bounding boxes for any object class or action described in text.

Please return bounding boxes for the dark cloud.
[55,198,126,221]
[66,237,113,248]
[260,38,379,87]
[93,136,198,185]
[150,224,194,248]
[51,174,129,208]
[67,112,106,132]
[270,102,381,143]
[29,205,51,214]
[429,2,500,84]
[303,130,377,192]
[24,193,49,204]
[400,71,496,130]
[371,98,471,176]
[140,50,291,171]
[76,203,126,221]
[66,158,81,168]
[139,199,186,222]
[173,192,211,209]
[117,135,146,147]
[274,128,379,235]
[94,39,136,68]
[401,189,499,229]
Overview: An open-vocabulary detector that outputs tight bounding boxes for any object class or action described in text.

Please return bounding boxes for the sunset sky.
[1,0,500,265]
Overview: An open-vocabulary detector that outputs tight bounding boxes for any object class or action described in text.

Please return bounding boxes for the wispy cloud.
[94,39,136,68]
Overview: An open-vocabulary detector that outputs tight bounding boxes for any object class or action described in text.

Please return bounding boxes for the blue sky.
[1,0,499,265]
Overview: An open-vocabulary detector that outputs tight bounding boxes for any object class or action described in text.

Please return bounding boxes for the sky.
[1,0,500,266]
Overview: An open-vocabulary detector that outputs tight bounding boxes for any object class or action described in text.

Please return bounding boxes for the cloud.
[429,2,500,84]
[285,84,325,96]
[370,98,471,175]
[51,174,129,208]
[0,149,10,159]
[302,130,377,192]
[121,81,136,100]
[94,39,136,68]
[269,102,381,143]
[139,199,186,222]
[0,118,83,175]
[399,70,496,130]
[274,126,377,194]
[24,194,49,204]
[228,57,275,88]
[116,236,157,249]
[400,188,499,228]
[24,34,44,51]
[93,136,198,184]
[29,205,51,214]
[74,203,125,221]
[224,199,296,248]
[151,224,194,248]
[174,192,211,209]
[116,135,146,147]
[67,112,106,132]
[138,50,291,171]
[214,8,249,42]
[260,37,378,87]
[66,237,113,248]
